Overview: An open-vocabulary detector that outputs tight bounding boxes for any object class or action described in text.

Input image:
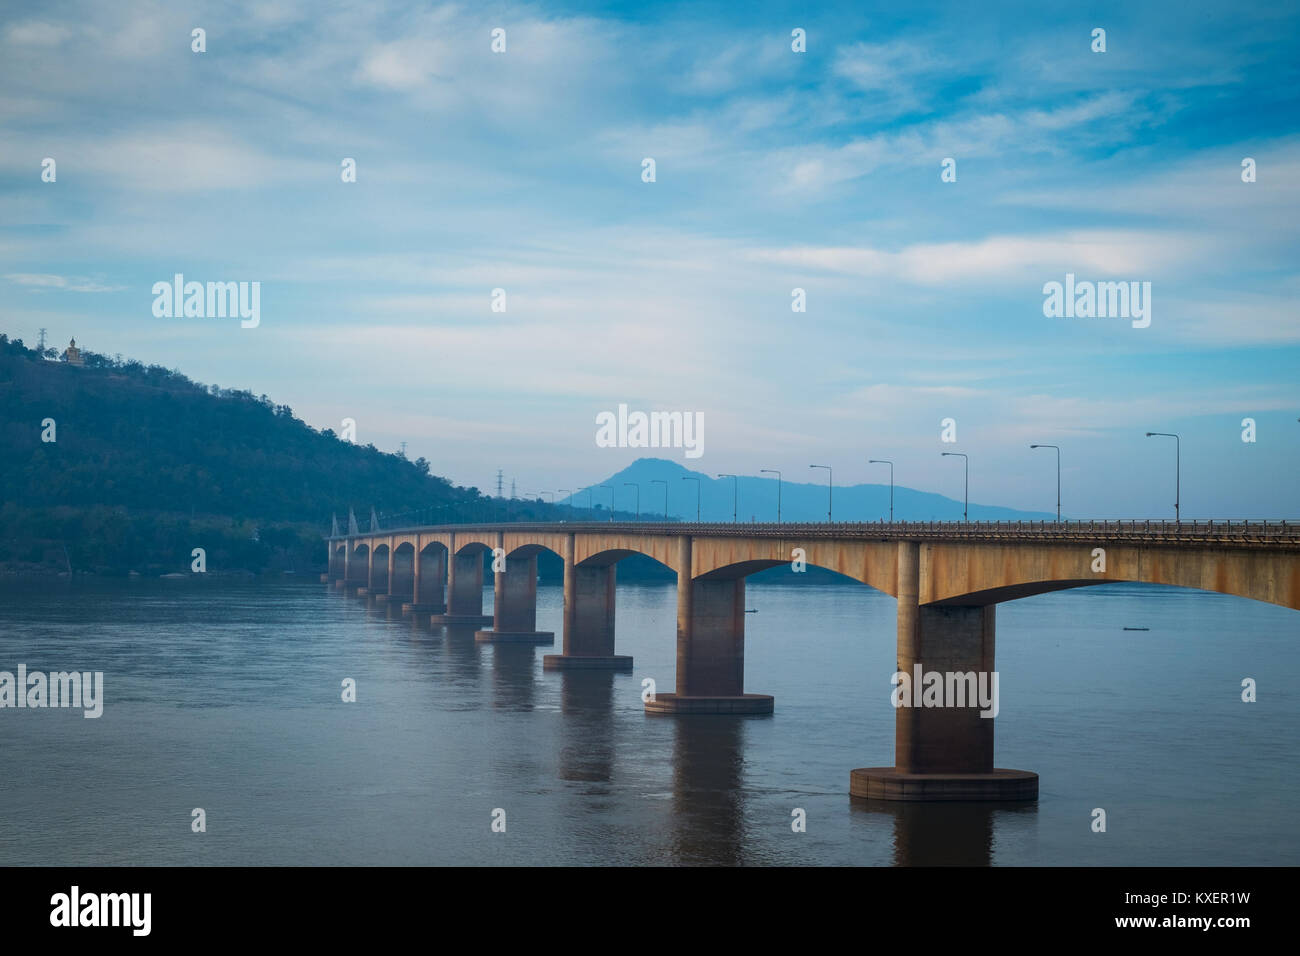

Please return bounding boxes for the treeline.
[0,503,322,575]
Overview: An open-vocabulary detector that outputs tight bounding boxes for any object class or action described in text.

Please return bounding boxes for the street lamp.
[624,482,640,521]
[810,465,832,522]
[651,479,667,521]
[1145,432,1180,522]
[717,474,738,523]
[941,452,968,522]
[868,459,893,523]
[601,484,614,522]
[681,476,701,522]
[1029,445,1060,522]
[759,469,782,523]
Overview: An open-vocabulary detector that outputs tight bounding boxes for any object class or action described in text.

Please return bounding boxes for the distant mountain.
[565,458,1054,523]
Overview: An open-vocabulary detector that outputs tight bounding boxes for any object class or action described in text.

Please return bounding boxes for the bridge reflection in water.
[851,798,1038,866]
[328,519,1300,802]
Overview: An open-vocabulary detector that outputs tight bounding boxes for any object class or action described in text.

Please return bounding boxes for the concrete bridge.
[325,519,1300,801]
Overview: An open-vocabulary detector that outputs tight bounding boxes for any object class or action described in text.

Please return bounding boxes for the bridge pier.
[647,537,773,715]
[477,540,554,644]
[431,544,493,627]
[359,545,390,598]
[545,535,632,669]
[403,546,446,614]
[342,547,367,590]
[376,541,404,603]
[851,541,1037,801]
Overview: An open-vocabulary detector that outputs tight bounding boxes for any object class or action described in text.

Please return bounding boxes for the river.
[1,575,1295,865]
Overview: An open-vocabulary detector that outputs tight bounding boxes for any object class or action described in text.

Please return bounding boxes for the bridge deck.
[329,520,1300,550]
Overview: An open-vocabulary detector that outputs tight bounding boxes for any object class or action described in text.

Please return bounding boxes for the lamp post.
[681,476,700,522]
[1145,431,1180,522]
[717,474,738,523]
[941,452,968,522]
[810,464,832,522]
[624,482,640,521]
[1029,445,1060,522]
[601,485,614,522]
[868,459,893,523]
[651,479,667,521]
[759,469,782,523]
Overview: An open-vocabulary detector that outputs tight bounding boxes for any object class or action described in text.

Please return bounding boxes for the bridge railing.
[329,515,1300,547]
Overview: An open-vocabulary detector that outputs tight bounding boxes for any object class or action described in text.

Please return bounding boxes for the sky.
[1,0,1297,518]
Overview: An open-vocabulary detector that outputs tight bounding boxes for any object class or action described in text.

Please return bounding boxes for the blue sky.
[1,0,1297,517]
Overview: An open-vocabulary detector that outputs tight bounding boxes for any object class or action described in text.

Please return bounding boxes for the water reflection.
[668,717,749,866]
[490,643,538,711]
[557,672,617,786]
[852,799,1038,866]
[441,624,483,685]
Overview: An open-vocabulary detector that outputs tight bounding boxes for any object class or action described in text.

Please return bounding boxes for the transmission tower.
[496,469,504,498]
[37,328,47,350]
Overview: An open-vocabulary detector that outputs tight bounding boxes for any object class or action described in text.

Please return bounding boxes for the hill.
[567,458,1054,523]
[0,334,513,574]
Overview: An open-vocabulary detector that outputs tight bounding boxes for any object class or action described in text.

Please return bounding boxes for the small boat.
[1122,626,1150,631]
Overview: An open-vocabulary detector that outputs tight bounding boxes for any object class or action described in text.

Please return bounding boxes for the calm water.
[0,575,1296,866]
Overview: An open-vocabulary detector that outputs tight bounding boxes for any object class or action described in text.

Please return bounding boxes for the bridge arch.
[507,542,563,563]
[389,542,415,599]
[371,543,391,592]
[573,534,682,574]
[688,538,898,595]
[921,542,1300,611]
[576,547,677,575]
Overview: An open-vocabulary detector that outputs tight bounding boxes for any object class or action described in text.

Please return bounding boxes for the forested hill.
[0,334,493,573]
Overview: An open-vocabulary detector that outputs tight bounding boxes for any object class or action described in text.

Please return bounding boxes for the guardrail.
[329,518,1300,548]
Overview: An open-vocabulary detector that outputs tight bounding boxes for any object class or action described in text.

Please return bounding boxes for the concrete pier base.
[320,573,330,583]
[430,613,494,627]
[850,768,1038,802]
[373,593,395,603]
[556,552,631,669]
[651,541,772,714]
[401,602,445,614]
[474,630,555,644]
[543,654,633,670]
[645,693,774,715]
[446,548,485,619]
[855,542,1037,801]
[355,587,373,597]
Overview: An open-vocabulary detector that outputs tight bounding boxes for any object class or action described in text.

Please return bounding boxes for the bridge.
[324,519,1300,801]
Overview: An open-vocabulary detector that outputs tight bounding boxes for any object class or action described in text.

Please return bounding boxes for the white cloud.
[5,21,72,47]
[749,230,1208,283]
[5,273,126,293]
